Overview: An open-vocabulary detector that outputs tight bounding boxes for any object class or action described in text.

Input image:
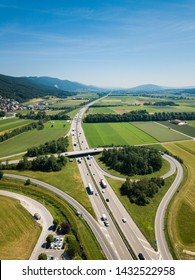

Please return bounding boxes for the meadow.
[87,107,115,114]
[162,140,195,260]
[0,195,41,259]
[132,122,191,142]
[0,120,70,157]
[158,121,195,138]
[0,118,33,134]
[83,122,157,147]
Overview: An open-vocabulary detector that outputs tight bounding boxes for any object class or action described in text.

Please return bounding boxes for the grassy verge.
[106,173,176,248]
[0,177,105,260]
[162,142,195,260]
[5,159,95,217]
[0,194,41,260]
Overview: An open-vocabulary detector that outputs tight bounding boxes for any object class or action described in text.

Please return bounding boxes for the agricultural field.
[0,195,41,260]
[162,140,195,260]
[187,120,195,128]
[0,120,70,157]
[132,122,191,142]
[87,107,115,114]
[158,121,195,138]
[82,122,157,147]
[92,94,195,114]
[0,118,34,134]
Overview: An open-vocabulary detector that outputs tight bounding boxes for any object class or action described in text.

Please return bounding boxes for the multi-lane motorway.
[2,96,183,260]
[69,102,183,260]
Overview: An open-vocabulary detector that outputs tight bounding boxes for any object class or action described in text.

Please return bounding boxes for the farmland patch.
[132,122,191,142]
[83,122,157,147]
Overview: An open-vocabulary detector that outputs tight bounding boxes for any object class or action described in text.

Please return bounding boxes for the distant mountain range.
[0,73,195,102]
[27,76,101,92]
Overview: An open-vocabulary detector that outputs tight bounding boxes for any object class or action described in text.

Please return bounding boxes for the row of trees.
[0,120,44,143]
[121,177,165,205]
[17,110,71,121]
[26,136,69,157]
[1,155,67,172]
[84,110,195,123]
[101,147,162,176]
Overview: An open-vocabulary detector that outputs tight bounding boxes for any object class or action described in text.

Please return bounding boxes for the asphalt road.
[3,173,122,260]
[155,154,183,259]
[73,100,183,260]
[0,190,53,260]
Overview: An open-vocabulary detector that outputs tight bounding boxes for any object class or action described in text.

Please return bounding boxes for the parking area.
[44,234,68,260]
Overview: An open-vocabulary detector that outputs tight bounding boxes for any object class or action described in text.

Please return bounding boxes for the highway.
[71,100,183,260]
[2,95,183,260]
[3,173,123,260]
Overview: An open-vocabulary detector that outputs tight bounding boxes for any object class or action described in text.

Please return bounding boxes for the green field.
[158,121,195,138]
[0,118,33,134]
[133,122,191,142]
[83,122,157,147]
[0,195,41,260]
[163,140,195,259]
[0,120,70,157]
[87,107,115,114]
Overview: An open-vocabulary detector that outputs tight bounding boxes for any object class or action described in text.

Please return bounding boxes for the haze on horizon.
[0,0,195,88]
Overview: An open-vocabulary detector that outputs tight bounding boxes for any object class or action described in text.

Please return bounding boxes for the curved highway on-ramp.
[3,173,121,260]
[155,154,183,259]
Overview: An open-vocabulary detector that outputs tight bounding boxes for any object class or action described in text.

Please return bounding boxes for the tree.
[38,253,47,260]
[0,170,3,180]
[46,234,54,245]
[53,218,60,230]
[61,222,71,234]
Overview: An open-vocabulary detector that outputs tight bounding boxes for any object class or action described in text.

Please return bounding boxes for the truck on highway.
[87,183,94,195]
[100,179,107,188]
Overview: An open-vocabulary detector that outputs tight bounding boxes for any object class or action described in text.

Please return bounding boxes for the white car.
[57,242,63,249]
[50,242,54,249]
[122,218,127,223]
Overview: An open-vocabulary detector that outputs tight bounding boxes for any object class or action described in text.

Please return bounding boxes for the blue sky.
[0,0,195,87]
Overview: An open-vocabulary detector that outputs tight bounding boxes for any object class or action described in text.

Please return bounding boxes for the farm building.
[169,119,186,125]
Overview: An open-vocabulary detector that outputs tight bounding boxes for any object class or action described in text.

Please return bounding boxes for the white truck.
[100,179,107,188]
[88,183,94,195]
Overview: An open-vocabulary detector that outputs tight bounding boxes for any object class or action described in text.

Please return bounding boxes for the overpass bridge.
[62,148,104,158]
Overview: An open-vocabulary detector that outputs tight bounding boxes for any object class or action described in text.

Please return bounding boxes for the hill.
[27,76,96,92]
[0,74,74,102]
[128,84,164,91]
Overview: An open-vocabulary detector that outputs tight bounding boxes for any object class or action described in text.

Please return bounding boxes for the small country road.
[0,190,53,260]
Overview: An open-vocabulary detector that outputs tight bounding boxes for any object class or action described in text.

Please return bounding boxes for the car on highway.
[104,220,109,227]
[122,218,127,223]
[138,253,145,260]
[106,198,109,202]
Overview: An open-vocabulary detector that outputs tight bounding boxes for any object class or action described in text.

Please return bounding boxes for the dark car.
[138,253,145,260]
[106,198,109,202]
